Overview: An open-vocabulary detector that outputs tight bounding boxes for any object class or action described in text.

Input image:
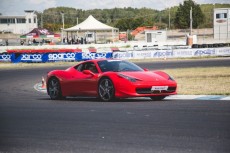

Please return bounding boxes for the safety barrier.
[112,47,230,59]
[0,47,230,63]
[0,52,113,63]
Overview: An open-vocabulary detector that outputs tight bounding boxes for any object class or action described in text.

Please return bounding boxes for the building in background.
[145,30,167,44]
[213,8,230,40]
[0,10,37,34]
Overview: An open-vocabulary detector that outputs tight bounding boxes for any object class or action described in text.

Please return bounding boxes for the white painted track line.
[34,82,230,101]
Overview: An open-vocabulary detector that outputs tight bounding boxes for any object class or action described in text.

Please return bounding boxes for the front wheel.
[98,78,115,102]
[47,77,64,100]
[150,96,166,101]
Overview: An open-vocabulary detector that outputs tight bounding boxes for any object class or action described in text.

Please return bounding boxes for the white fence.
[112,47,230,59]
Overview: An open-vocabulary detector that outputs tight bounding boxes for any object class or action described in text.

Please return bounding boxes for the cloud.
[64,0,188,10]
[0,0,57,15]
[111,0,136,8]
[197,0,230,4]
[28,0,57,9]
[63,0,172,10]
[0,0,229,15]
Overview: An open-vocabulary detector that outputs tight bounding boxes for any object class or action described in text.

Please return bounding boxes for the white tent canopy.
[64,15,118,32]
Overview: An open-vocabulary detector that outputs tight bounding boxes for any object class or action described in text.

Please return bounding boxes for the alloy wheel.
[98,78,114,101]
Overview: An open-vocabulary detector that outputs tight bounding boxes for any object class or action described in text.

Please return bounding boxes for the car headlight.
[118,73,138,82]
[168,75,175,81]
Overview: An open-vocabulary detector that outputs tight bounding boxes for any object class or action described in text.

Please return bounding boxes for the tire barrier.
[0,47,230,63]
[192,43,230,48]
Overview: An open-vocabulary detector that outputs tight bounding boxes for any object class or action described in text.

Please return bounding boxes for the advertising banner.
[2,47,230,63]
[132,51,152,59]
[0,53,11,62]
[45,52,76,62]
[215,48,230,56]
[20,54,43,62]
[152,50,174,58]
[173,49,194,57]
[193,48,215,56]
[10,53,43,63]
[112,51,134,59]
[81,52,112,60]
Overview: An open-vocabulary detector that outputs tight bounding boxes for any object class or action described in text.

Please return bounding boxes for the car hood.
[119,71,168,82]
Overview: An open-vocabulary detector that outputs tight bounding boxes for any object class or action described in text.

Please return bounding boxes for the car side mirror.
[143,68,149,71]
[83,70,95,76]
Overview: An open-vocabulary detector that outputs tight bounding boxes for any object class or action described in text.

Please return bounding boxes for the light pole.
[168,7,171,29]
[190,7,193,35]
[60,12,65,43]
[77,17,79,36]
[37,11,43,28]
[41,12,43,28]
[213,3,215,38]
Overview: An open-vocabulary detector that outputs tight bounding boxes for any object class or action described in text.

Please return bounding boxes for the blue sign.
[0,53,11,62]
[46,53,76,62]
[21,54,43,62]
[81,52,112,60]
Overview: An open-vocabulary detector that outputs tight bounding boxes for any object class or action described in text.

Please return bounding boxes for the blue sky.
[0,0,229,15]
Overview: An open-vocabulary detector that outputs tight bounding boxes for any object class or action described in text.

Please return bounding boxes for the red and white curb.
[34,82,47,93]
[34,82,230,101]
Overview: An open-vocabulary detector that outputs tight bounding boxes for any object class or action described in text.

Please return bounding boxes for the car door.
[72,62,99,96]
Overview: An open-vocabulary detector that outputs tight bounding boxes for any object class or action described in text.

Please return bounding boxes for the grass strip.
[163,67,230,95]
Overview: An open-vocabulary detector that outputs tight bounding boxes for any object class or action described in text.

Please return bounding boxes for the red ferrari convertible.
[46,59,177,101]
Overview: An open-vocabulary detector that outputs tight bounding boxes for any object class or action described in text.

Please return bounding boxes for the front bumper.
[115,81,177,98]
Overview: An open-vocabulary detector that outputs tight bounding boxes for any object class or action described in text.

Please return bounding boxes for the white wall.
[145,30,167,43]
[0,11,37,34]
[214,8,230,40]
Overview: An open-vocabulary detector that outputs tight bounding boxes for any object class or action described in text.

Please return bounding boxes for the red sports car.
[46,59,177,101]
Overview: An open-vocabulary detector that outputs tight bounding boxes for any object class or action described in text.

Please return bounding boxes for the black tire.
[98,78,115,102]
[47,77,64,100]
[150,96,166,101]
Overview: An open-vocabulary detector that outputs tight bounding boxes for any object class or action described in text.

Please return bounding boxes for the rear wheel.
[98,78,115,102]
[150,96,166,101]
[47,77,64,100]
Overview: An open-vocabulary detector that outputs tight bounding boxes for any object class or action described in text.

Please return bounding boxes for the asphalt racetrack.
[0,58,230,153]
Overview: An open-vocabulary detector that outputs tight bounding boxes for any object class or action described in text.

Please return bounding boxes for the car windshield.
[97,60,144,72]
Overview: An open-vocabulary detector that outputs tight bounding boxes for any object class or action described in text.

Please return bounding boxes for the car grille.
[136,87,176,94]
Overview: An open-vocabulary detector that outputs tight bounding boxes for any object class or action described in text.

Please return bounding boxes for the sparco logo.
[21,54,42,61]
[82,52,107,59]
[0,54,11,60]
[48,53,75,60]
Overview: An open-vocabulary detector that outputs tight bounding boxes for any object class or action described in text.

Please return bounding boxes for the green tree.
[36,3,230,32]
[175,0,204,29]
